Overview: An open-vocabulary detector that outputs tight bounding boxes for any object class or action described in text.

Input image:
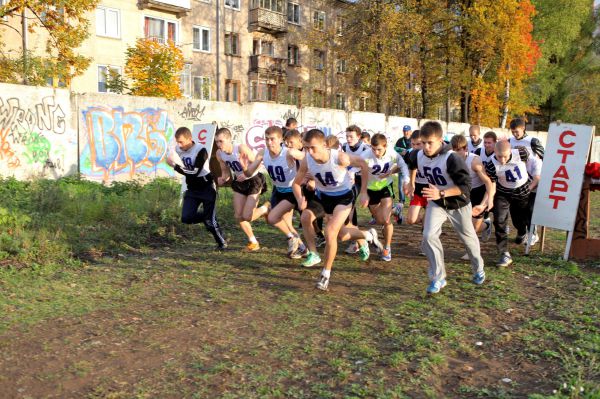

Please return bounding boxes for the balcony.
[249,8,287,34]
[137,0,191,17]
[249,55,287,78]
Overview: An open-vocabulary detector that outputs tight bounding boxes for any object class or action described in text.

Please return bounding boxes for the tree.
[124,38,184,100]
[105,69,128,95]
[0,0,100,85]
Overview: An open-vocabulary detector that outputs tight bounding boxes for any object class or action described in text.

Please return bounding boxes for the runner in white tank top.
[292,129,383,291]
[215,127,269,252]
[243,126,307,259]
[450,135,495,242]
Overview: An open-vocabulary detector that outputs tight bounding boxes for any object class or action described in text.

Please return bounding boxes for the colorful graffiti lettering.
[81,106,175,182]
[0,128,21,169]
[244,119,283,150]
[22,132,51,165]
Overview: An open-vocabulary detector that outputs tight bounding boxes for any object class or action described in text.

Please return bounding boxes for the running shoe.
[302,252,321,267]
[358,244,370,261]
[316,275,329,291]
[427,279,447,294]
[345,241,359,254]
[246,242,260,252]
[368,228,383,254]
[496,252,513,267]
[381,247,391,262]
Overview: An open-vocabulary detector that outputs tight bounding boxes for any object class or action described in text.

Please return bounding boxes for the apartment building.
[0,0,356,109]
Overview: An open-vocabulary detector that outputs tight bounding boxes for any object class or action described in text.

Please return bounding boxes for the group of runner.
[167,117,544,293]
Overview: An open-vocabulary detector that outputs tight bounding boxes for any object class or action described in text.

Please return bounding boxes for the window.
[313,10,325,30]
[336,59,347,73]
[193,77,211,100]
[225,79,240,102]
[251,0,283,12]
[96,6,120,38]
[336,16,345,36]
[313,50,324,71]
[287,2,300,24]
[287,86,301,107]
[193,26,210,52]
[250,81,278,102]
[224,32,239,55]
[97,65,121,93]
[313,90,325,108]
[144,16,177,43]
[253,39,273,56]
[288,45,299,66]
[180,64,192,97]
[335,93,346,110]
[225,0,240,10]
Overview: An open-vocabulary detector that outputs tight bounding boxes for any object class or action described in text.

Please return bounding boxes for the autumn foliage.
[124,39,184,100]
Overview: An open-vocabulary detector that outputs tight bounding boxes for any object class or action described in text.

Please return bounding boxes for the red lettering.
[197,129,207,144]
[553,165,569,180]
[559,130,576,148]
[557,149,574,163]
[549,194,566,209]
[550,179,568,193]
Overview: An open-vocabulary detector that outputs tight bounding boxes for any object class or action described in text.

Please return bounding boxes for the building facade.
[0,0,357,110]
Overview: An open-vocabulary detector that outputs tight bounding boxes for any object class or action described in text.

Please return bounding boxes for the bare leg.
[233,192,255,240]
[301,209,318,253]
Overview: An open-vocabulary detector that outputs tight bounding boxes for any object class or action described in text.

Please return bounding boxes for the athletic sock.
[249,236,258,244]
[321,268,331,279]
[286,233,294,239]
[364,230,374,243]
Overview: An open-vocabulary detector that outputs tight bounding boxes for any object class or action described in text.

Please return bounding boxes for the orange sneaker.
[246,241,260,251]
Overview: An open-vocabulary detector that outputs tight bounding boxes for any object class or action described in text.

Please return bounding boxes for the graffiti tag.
[179,102,206,121]
[0,96,66,135]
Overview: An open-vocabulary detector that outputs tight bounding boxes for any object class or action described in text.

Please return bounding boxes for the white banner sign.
[192,123,217,155]
[532,123,595,231]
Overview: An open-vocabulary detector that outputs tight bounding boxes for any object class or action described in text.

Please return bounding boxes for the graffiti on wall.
[81,106,175,182]
[179,102,206,121]
[0,95,68,175]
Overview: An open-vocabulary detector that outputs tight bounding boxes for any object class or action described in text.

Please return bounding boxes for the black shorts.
[318,190,354,215]
[368,184,394,206]
[271,188,297,209]
[231,173,266,196]
[470,184,488,219]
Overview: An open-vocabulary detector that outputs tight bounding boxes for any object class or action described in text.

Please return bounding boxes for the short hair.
[469,125,481,135]
[325,135,340,149]
[371,133,387,146]
[360,131,371,140]
[304,129,325,143]
[285,117,298,127]
[509,118,526,130]
[346,125,361,136]
[175,126,192,139]
[265,125,283,138]
[420,121,444,139]
[283,129,301,141]
[483,131,497,141]
[216,127,232,138]
[450,134,467,150]
[495,140,511,152]
[410,130,421,140]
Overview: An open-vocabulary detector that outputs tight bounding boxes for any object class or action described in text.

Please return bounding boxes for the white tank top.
[465,153,484,189]
[491,149,529,189]
[217,144,258,179]
[468,138,483,153]
[417,150,454,191]
[478,149,494,168]
[263,147,296,189]
[509,136,535,158]
[342,142,369,176]
[364,148,401,191]
[306,149,352,193]
[176,142,210,177]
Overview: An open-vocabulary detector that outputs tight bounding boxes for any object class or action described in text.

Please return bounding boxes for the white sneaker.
[316,275,329,291]
[367,228,384,254]
[527,233,539,247]
[287,235,300,256]
[345,241,359,254]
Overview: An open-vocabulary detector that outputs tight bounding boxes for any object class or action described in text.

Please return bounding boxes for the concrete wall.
[0,84,77,180]
[0,82,550,183]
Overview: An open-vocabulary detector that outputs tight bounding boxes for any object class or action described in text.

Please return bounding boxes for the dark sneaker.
[496,252,513,267]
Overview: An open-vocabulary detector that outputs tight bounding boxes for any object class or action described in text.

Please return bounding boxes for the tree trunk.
[460,90,470,122]
[500,64,511,128]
